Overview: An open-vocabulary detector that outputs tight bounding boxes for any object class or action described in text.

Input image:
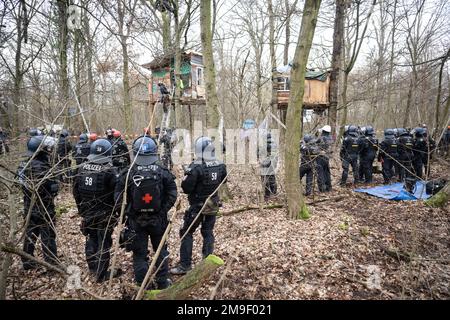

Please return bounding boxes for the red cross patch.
[142,193,153,204]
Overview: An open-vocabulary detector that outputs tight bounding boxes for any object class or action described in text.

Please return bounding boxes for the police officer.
[397,129,416,192]
[259,133,278,201]
[17,135,59,270]
[316,125,333,192]
[359,126,378,183]
[105,128,115,144]
[115,136,177,289]
[72,139,121,282]
[413,127,427,178]
[57,129,73,181]
[111,130,131,170]
[72,133,91,166]
[378,129,398,184]
[160,128,174,170]
[170,137,227,275]
[0,127,9,155]
[299,135,316,196]
[340,125,361,185]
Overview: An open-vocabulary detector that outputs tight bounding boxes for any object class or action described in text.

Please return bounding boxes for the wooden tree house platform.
[275,70,330,112]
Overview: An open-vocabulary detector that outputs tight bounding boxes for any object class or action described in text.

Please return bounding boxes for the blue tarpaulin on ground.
[355,182,431,201]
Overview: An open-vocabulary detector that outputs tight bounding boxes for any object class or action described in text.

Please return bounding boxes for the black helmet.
[303,134,314,143]
[28,128,43,137]
[79,133,88,143]
[397,128,408,136]
[26,135,56,156]
[195,136,215,161]
[347,125,358,137]
[365,126,374,136]
[414,127,425,138]
[60,129,69,138]
[132,136,158,165]
[87,139,112,164]
[384,129,395,137]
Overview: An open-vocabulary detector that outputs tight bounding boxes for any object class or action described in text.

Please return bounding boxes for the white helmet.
[322,125,331,133]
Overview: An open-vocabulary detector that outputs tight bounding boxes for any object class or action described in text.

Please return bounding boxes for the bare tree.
[285,0,321,220]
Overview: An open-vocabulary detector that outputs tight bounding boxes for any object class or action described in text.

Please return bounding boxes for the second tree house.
[275,70,331,111]
[142,50,207,105]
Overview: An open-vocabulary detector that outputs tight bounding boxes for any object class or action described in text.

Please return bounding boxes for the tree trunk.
[268,0,278,129]
[57,0,70,126]
[425,183,450,208]
[118,1,132,133]
[433,49,449,138]
[0,185,17,300]
[83,4,97,132]
[284,0,321,220]
[337,71,349,142]
[386,0,397,123]
[329,0,345,141]
[146,255,224,300]
[200,0,220,129]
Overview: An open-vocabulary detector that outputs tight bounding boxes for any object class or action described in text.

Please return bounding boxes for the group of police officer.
[296,124,437,196]
[17,127,227,290]
[339,125,436,191]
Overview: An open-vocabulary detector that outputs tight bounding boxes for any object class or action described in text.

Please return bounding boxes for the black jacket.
[73,162,119,218]
[181,160,227,205]
[17,154,59,218]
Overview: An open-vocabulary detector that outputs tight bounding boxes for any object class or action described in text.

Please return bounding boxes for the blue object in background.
[355,182,431,201]
[243,119,256,130]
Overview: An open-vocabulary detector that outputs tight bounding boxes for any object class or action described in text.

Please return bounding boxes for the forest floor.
[1,153,449,300]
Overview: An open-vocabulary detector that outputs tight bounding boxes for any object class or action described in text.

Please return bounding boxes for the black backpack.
[426,179,447,195]
[131,167,162,214]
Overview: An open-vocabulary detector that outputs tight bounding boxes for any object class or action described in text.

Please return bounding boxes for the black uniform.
[359,135,378,183]
[0,130,9,155]
[57,136,73,180]
[73,162,119,281]
[111,138,131,169]
[378,134,398,184]
[397,133,416,191]
[179,160,227,270]
[413,135,435,178]
[397,133,415,180]
[73,142,91,166]
[300,141,322,195]
[340,133,361,185]
[17,154,59,269]
[115,162,177,286]
[316,134,333,191]
[160,130,174,170]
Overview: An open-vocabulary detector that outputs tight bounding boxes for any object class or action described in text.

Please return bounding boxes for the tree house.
[276,70,330,111]
[142,50,207,106]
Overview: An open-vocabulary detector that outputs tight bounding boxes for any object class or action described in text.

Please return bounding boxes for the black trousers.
[413,157,423,179]
[359,156,375,183]
[179,205,216,269]
[299,165,313,195]
[317,155,331,191]
[381,157,396,183]
[22,213,57,269]
[83,218,114,280]
[131,215,169,285]
[341,156,359,184]
[261,175,277,198]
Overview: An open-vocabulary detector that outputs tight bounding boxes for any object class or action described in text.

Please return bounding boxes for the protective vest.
[344,135,360,156]
[398,135,414,159]
[194,161,224,201]
[77,163,107,198]
[383,136,398,155]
